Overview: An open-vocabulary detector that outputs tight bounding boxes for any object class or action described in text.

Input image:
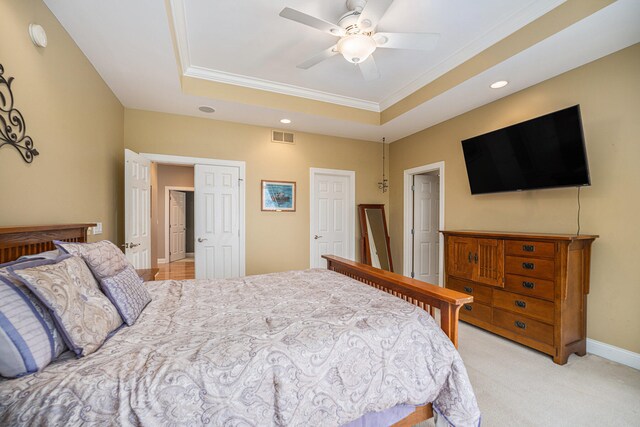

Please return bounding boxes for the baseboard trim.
[157,258,167,264]
[587,338,640,370]
[186,252,194,258]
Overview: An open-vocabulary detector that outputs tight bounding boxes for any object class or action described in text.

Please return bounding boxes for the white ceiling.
[44,0,640,143]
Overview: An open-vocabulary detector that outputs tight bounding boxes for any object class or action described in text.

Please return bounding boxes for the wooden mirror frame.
[358,204,393,272]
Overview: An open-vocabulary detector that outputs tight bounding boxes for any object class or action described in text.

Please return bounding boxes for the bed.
[0,224,480,427]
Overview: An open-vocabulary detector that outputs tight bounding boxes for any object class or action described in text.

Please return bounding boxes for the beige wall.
[0,0,124,242]
[124,109,388,274]
[155,164,194,262]
[389,43,640,353]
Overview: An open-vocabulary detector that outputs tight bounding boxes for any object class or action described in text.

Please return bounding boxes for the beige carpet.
[419,323,640,427]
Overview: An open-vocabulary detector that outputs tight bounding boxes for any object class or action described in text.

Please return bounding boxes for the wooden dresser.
[442,230,597,365]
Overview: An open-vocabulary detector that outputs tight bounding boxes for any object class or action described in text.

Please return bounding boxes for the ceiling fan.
[279,0,440,81]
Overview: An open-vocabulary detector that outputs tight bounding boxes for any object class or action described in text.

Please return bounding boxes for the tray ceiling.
[43,0,640,142]
[178,0,552,107]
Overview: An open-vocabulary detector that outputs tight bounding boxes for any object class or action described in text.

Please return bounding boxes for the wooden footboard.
[323,255,472,347]
[324,255,473,426]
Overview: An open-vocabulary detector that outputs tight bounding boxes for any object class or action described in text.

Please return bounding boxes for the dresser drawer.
[505,256,554,280]
[460,301,492,324]
[446,277,492,305]
[505,240,555,258]
[493,309,554,346]
[505,274,555,301]
[493,290,554,324]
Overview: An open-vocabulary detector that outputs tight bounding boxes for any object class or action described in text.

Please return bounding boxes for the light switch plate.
[93,222,103,235]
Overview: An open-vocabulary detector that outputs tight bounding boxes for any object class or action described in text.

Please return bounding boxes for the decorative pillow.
[100,264,151,326]
[0,260,68,378]
[10,255,123,357]
[54,240,129,280]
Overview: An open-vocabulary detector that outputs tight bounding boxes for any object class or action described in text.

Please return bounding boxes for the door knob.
[130,243,141,248]
[197,237,208,242]
[314,235,323,240]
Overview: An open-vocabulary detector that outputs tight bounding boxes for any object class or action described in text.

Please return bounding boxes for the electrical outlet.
[93,222,103,235]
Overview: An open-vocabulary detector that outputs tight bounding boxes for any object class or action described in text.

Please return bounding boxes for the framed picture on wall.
[261,180,296,212]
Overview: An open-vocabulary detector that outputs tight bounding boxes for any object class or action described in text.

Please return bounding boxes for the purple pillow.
[100,265,151,326]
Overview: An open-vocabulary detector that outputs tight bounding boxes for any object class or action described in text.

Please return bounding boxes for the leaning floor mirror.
[358,204,393,272]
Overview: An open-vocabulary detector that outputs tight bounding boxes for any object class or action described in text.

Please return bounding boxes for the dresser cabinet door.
[446,237,475,280]
[473,238,504,287]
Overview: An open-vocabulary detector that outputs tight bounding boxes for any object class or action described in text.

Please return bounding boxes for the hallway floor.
[156,258,195,280]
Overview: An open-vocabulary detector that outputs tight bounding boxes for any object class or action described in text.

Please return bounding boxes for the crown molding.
[169,0,191,74]
[184,66,381,112]
[378,0,567,110]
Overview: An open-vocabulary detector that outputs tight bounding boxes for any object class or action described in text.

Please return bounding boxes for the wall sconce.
[378,137,388,193]
[29,24,48,48]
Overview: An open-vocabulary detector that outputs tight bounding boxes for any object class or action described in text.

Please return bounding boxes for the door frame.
[140,152,246,276]
[309,168,356,268]
[163,186,194,264]
[403,161,445,286]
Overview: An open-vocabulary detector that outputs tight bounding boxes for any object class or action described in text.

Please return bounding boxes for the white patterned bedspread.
[0,268,480,427]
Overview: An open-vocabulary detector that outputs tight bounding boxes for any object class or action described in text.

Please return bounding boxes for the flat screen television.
[461,105,590,195]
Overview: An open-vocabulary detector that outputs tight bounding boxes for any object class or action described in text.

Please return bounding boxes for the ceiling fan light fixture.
[337,34,377,64]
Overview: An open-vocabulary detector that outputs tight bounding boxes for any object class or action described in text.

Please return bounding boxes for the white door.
[412,174,440,283]
[124,149,151,268]
[310,169,354,268]
[194,164,240,279]
[169,190,186,262]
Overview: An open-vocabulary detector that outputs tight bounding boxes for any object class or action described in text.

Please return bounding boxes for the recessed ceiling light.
[198,105,215,113]
[490,80,509,89]
[280,119,292,124]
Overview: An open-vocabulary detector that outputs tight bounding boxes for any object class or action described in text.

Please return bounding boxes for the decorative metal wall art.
[0,64,39,163]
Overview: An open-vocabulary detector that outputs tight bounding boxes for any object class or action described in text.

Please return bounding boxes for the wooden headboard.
[0,224,96,263]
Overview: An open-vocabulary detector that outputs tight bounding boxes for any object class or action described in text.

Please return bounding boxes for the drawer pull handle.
[522,262,535,270]
[464,304,473,311]
[464,286,473,293]
[515,320,526,329]
[468,252,472,263]
[522,244,535,252]
[515,300,527,308]
[522,281,535,289]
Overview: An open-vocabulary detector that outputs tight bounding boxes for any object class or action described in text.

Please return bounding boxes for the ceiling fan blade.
[279,7,345,36]
[374,32,440,50]
[358,55,380,81]
[356,0,394,31]
[297,45,339,69]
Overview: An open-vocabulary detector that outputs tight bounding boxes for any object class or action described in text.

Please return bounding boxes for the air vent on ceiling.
[271,130,295,144]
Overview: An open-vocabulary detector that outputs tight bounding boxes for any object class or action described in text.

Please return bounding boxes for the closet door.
[194,164,240,279]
